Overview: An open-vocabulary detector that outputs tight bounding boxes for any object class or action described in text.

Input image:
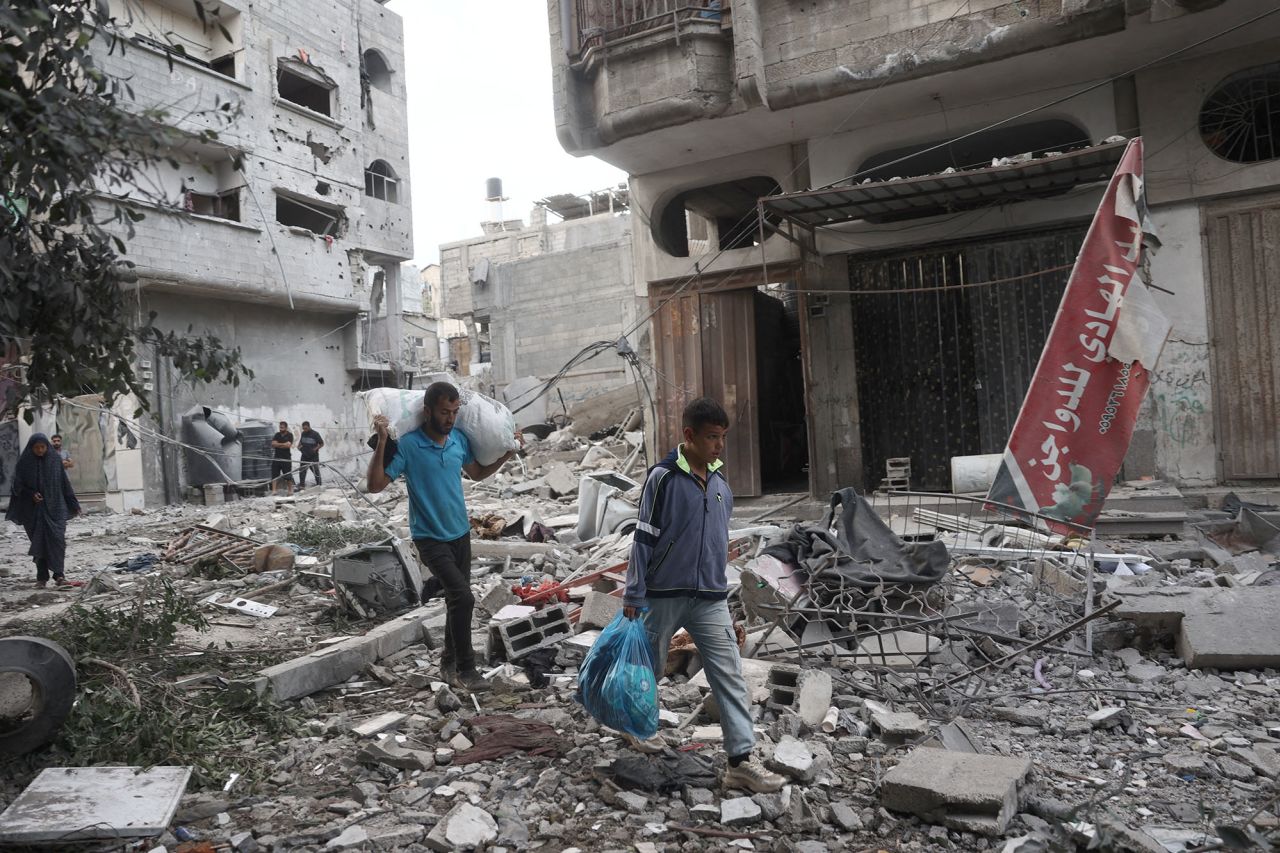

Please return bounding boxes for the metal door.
[1205,198,1280,479]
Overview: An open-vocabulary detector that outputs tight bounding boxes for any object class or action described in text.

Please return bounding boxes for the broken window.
[1201,62,1280,163]
[277,59,336,117]
[363,49,393,92]
[653,177,782,257]
[112,0,242,79]
[476,318,491,364]
[364,160,399,203]
[855,119,1090,183]
[185,187,240,222]
[275,192,344,236]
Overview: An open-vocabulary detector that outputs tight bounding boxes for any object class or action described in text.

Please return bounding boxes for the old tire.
[0,636,77,755]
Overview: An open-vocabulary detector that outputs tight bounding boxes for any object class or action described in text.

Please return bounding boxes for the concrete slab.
[689,658,782,704]
[881,749,1031,835]
[1110,587,1280,670]
[0,766,191,842]
[853,631,941,667]
[245,605,439,700]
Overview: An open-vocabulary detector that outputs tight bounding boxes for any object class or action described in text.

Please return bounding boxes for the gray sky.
[386,0,625,265]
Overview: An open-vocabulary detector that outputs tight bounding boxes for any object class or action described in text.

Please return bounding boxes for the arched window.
[652,176,782,257]
[364,160,398,203]
[1200,62,1280,164]
[363,49,393,93]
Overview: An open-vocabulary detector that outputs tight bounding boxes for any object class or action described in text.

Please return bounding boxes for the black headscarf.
[5,433,79,565]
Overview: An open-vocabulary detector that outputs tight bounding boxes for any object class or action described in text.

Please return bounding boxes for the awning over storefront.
[761,140,1128,229]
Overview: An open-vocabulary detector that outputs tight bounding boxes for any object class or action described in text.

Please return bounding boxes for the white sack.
[358,386,519,466]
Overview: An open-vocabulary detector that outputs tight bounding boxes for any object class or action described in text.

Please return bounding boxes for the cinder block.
[486,603,574,662]
[577,589,621,631]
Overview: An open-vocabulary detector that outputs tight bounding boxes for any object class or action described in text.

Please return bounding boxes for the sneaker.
[722,758,785,793]
[623,732,664,754]
[55,577,83,588]
[35,580,47,589]
[448,669,491,694]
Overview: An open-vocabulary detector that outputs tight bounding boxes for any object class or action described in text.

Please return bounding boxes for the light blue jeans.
[642,597,755,758]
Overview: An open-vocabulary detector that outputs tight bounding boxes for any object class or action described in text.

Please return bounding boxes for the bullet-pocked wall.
[89,0,414,503]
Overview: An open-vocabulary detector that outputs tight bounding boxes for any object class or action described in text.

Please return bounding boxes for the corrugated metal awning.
[761,140,1128,229]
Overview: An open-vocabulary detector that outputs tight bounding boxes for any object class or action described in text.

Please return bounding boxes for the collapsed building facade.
[440,187,647,405]
[547,0,1280,497]
[29,0,417,509]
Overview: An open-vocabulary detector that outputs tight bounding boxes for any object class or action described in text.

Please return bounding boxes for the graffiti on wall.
[1149,342,1214,483]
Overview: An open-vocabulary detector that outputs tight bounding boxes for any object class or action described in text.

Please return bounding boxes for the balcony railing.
[573,0,723,56]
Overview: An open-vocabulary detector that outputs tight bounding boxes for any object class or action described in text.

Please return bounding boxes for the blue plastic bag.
[575,610,658,739]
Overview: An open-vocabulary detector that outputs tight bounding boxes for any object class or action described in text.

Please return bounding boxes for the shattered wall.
[86,0,413,504]
[441,211,644,402]
[138,292,367,506]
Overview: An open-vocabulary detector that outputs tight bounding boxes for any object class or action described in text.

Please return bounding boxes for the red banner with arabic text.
[988,138,1168,530]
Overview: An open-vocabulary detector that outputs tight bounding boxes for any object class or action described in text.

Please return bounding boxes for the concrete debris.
[881,749,1032,835]
[425,802,497,851]
[6,451,1280,852]
[1110,586,1280,669]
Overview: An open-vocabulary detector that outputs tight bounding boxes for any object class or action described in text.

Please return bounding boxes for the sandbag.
[358,386,519,466]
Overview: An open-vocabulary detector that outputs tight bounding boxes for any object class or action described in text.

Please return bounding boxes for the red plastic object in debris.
[511,580,568,604]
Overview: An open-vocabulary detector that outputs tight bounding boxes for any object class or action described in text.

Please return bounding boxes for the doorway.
[650,272,809,497]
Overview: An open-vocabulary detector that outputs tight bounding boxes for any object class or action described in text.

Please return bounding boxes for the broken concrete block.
[720,797,762,826]
[1110,587,1280,670]
[0,766,191,844]
[448,733,474,752]
[244,606,433,701]
[357,741,430,772]
[325,825,369,850]
[425,803,497,851]
[691,658,779,704]
[487,603,573,661]
[544,462,579,497]
[479,582,519,616]
[881,748,1032,835]
[872,710,930,743]
[577,589,621,630]
[766,736,814,782]
[312,505,342,520]
[853,630,941,668]
[765,666,832,727]
[351,711,407,737]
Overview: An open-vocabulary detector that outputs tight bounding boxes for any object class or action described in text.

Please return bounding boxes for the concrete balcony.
[553,1,735,152]
[550,0,1139,170]
[101,198,361,312]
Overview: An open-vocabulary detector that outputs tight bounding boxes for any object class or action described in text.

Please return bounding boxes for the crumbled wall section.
[441,213,643,401]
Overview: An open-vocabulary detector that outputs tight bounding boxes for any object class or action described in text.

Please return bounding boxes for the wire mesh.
[736,490,1098,717]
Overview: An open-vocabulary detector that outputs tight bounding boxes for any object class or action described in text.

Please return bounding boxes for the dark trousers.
[35,557,52,584]
[298,457,322,486]
[415,535,475,673]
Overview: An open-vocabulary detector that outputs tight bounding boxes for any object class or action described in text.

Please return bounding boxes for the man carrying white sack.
[367,381,521,693]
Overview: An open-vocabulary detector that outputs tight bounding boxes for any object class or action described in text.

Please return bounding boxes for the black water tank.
[485,177,503,201]
[239,425,273,482]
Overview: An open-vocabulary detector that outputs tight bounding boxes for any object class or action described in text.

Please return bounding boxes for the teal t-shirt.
[384,427,474,541]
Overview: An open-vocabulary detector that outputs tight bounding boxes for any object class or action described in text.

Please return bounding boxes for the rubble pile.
[1,462,1278,851]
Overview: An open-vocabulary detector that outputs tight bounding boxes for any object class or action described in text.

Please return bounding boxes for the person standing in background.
[6,434,81,587]
[270,421,294,496]
[50,433,74,470]
[296,421,324,489]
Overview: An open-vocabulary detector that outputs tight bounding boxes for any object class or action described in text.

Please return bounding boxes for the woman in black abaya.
[5,433,81,587]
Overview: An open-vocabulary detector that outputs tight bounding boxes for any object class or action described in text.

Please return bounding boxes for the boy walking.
[622,397,784,794]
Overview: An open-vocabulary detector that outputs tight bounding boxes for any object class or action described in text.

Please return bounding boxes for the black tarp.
[764,489,949,597]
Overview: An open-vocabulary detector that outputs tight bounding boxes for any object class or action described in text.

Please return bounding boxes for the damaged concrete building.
[548,0,1280,497]
[81,0,416,506]
[440,186,647,405]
